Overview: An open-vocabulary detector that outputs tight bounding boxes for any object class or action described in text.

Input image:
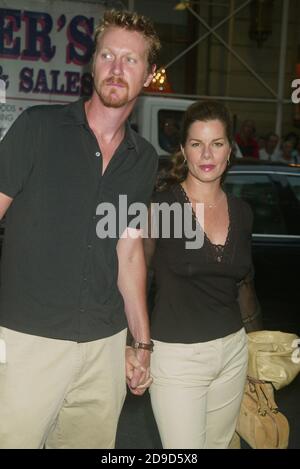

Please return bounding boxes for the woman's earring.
[181,148,187,165]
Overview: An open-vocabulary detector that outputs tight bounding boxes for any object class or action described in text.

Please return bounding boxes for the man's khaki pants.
[0,326,127,449]
[150,328,248,449]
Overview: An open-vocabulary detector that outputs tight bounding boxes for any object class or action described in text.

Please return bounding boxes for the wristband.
[132,340,154,352]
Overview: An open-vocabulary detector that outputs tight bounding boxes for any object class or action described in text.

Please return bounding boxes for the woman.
[145,100,262,449]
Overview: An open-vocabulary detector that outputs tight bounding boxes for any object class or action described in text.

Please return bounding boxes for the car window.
[287,175,300,203]
[158,110,183,153]
[223,173,287,235]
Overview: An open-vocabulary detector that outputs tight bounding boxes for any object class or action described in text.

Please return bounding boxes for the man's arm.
[0,193,13,220]
[117,228,152,395]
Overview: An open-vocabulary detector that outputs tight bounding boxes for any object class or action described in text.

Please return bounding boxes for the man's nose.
[110,57,123,75]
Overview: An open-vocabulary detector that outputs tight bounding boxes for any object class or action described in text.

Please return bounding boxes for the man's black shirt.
[0,99,158,341]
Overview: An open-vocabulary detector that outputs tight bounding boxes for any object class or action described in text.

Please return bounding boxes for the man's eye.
[101,52,113,60]
[214,142,224,147]
[127,57,137,64]
[191,142,200,147]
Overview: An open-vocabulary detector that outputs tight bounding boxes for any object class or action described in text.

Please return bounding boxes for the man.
[235,119,259,159]
[259,132,281,161]
[0,10,160,449]
[159,116,180,153]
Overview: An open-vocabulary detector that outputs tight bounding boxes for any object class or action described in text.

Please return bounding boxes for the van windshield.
[158,110,183,153]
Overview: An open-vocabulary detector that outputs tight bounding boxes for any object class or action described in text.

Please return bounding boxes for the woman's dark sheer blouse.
[150,184,254,343]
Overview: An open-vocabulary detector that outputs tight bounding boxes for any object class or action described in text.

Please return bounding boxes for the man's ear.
[144,64,156,87]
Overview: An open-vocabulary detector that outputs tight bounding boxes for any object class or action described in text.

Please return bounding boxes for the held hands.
[125,346,152,396]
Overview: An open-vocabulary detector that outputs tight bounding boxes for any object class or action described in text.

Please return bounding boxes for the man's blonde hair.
[94,10,161,68]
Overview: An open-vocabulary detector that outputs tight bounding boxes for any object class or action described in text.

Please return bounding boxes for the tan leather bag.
[236,376,289,449]
[247,331,300,390]
[228,432,241,449]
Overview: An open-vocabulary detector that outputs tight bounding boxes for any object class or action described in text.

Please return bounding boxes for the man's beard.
[95,76,129,108]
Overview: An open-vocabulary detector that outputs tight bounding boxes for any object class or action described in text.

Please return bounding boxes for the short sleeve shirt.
[0,98,158,341]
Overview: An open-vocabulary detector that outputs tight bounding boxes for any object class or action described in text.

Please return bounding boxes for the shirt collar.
[62,98,138,152]
[62,97,88,126]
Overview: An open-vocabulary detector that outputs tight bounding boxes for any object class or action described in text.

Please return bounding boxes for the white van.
[131,94,243,159]
[131,94,194,155]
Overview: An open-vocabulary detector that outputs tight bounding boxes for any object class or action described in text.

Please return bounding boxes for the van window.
[158,110,183,153]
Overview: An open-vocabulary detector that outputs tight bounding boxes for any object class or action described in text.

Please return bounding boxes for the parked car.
[155,158,300,334]
[223,159,300,334]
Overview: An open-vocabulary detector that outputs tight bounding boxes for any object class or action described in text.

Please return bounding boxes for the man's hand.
[125,346,152,396]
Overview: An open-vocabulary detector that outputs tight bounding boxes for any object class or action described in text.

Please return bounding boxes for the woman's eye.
[191,142,200,147]
[213,142,224,147]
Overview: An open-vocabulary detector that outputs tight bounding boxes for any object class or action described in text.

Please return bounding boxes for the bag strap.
[246,376,285,448]
[259,383,278,413]
[247,376,278,413]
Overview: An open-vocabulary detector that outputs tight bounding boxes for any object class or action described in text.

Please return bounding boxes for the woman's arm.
[238,272,263,332]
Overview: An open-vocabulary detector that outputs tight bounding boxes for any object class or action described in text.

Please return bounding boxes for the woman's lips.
[199,165,215,172]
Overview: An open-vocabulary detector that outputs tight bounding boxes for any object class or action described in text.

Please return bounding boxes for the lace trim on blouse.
[173,183,232,264]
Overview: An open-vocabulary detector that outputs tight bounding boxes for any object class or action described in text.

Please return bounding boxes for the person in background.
[282,132,300,162]
[278,140,300,164]
[235,119,259,158]
[257,135,266,150]
[284,132,299,151]
[0,10,160,449]
[145,100,262,449]
[159,116,180,153]
[259,132,281,161]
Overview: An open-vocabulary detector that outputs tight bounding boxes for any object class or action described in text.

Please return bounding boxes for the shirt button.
[80,308,85,313]
[95,151,101,157]
[83,277,87,282]
[87,244,92,249]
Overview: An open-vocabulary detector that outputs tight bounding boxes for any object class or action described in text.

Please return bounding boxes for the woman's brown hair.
[157,100,233,191]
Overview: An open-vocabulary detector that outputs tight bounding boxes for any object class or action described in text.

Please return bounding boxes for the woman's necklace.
[184,186,225,209]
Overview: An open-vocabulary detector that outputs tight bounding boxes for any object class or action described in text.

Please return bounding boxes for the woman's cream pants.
[150,328,248,449]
